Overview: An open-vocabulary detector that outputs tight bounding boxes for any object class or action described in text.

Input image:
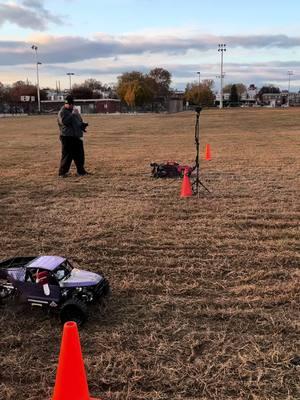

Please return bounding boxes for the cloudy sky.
[1,0,300,91]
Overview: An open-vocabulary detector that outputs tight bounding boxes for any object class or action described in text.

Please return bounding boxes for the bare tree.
[185,80,215,106]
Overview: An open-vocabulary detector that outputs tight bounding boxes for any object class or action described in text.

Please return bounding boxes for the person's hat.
[65,95,74,105]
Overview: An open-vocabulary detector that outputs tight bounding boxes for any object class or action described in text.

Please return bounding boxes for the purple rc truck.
[0,256,110,325]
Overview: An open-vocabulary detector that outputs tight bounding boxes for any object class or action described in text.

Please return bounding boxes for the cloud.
[222,35,300,48]
[37,60,300,77]
[1,32,300,66]
[18,60,300,87]
[22,0,45,9]
[2,58,299,90]
[1,31,300,89]
[0,1,63,30]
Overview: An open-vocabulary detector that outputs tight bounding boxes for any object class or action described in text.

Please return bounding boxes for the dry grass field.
[0,108,299,400]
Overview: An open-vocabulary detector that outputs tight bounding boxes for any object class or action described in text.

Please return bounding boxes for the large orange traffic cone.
[205,144,211,161]
[180,168,193,198]
[52,321,100,400]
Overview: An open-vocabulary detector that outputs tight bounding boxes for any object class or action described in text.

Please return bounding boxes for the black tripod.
[192,106,210,196]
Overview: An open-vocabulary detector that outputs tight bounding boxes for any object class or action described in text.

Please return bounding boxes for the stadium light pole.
[31,45,41,113]
[287,70,293,107]
[67,72,75,91]
[218,43,226,109]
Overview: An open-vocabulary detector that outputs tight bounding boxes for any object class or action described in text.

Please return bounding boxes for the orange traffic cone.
[180,168,193,198]
[52,321,100,400]
[205,144,211,161]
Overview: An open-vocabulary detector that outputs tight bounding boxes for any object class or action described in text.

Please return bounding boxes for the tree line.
[0,70,284,108]
[0,80,48,103]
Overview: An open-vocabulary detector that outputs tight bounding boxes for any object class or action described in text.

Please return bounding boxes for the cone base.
[180,193,192,198]
[50,397,100,399]
[49,397,102,400]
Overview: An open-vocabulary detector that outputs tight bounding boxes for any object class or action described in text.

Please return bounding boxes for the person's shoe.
[76,171,92,176]
[58,173,69,178]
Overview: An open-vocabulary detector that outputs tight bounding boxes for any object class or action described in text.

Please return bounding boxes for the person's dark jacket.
[58,106,83,138]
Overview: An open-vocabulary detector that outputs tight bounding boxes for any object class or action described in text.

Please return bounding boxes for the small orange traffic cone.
[205,144,211,161]
[52,321,100,400]
[180,168,193,198]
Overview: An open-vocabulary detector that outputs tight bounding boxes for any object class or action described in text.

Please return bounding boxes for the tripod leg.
[199,180,210,193]
[192,178,210,194]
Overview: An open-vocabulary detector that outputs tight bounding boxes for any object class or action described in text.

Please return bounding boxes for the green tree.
[229,84,239,103]
[223,83,246,98]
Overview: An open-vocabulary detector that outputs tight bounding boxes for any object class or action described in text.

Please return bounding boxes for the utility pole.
[218,43,226,109]
[31,45,41,113]
[67,72,75,91]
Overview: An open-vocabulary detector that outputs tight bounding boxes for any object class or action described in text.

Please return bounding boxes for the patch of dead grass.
[0,109,299,399]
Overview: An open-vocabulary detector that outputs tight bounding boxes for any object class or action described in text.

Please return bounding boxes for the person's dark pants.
[77,139,85,169]
[59,136,86,176]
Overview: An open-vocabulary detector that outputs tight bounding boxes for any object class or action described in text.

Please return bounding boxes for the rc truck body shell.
[0,256,109,325]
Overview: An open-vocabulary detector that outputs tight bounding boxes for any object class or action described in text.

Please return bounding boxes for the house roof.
[26,256,66,271]
[41,99,120,103]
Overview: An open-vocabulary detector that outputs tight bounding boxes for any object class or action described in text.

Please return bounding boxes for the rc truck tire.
[0,281,17,303]
[60,298,88,326]
[102,281,111,297]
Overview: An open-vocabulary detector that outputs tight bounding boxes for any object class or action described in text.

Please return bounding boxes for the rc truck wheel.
[0,281,17,304]
[102,280,111,297]
[60,298,88,326]
[96,280,111,305]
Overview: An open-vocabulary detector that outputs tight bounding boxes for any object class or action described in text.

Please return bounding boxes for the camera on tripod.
[80,122,89,132]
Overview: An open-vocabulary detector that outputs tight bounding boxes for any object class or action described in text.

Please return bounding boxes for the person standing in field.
[57,95,89,177]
